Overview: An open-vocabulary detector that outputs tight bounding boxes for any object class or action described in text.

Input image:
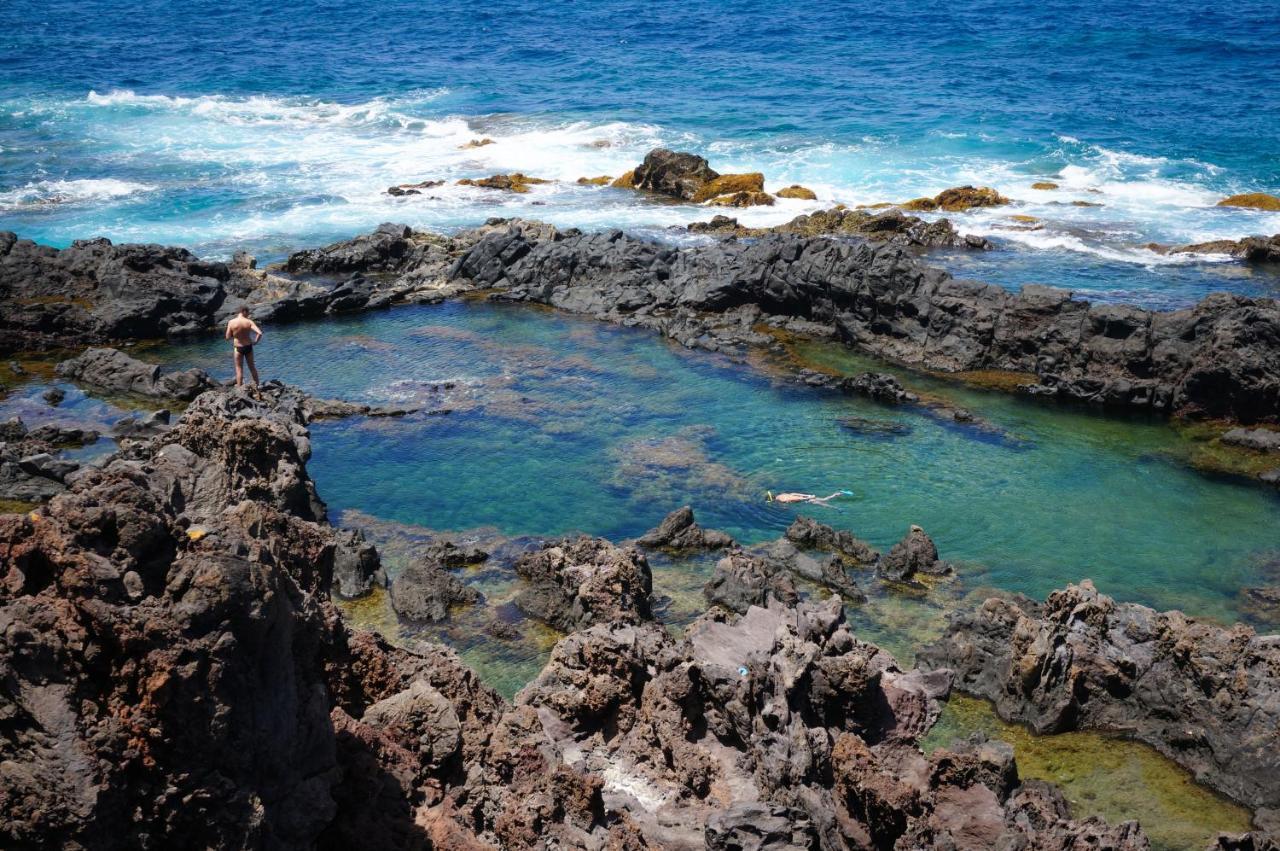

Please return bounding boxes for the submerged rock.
[386,178,444,196]
[1223,426,1280,452]
[635,505,735,551]
[919,580,1280,829]
[56,346,218,400]
[840,371,921,404]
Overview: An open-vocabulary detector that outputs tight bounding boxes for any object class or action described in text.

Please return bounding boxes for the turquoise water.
[2,0,1279,305]
[145,302,1280,629]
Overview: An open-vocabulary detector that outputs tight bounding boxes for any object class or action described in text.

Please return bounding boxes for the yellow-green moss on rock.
[900,197,939,212]
[576,175,613,186]
[1217,192,1280,211]
[708,190,775,208]
[456,173,550,193]
[610,169,636,189]
[923,694,1253,851]
[691,172,765,203]
[934,185,1010,211]
[458,138,495,149]
[1031,181,1059,190]
[776,184,818,200]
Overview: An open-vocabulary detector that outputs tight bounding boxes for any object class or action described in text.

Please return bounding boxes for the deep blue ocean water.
[3,0,1279,306]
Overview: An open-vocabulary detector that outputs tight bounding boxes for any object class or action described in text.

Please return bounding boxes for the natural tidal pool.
[922,695,1253,851]
[8,298,1276,847]
[147,300,1280,626]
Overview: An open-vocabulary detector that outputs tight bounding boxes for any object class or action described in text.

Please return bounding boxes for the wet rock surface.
[1,377,1265,849]
[635,505,735,551]
[57,346,218,400]
[512,534,654,630]
[919,580,1280,833]
[1223,426,1280,453]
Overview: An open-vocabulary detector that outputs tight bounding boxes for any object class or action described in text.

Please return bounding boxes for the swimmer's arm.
[224,319,234,340]
[250,320,263,343]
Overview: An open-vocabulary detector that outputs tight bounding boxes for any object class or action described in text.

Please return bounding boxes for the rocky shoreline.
[920,581,1280,836]
[5,207,1279,429]
[6,379,1277,848]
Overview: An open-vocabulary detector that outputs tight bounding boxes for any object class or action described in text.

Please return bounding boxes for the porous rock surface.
[0,380,1186,849]
[919,580,1280,833]
[635,505,735,551]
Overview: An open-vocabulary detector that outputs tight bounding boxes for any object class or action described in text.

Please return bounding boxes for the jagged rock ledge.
[9,381,1267,849]
[919,580,1280,836]
[4,218,1280,428]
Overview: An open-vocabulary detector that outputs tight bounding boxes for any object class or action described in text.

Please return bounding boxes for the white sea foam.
[0,177,155,209]
[5,90,1269,274]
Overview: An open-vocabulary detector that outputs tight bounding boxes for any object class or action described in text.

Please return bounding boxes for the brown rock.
[628,148,719,200]
[934,186,1010,211]
[1218,193,1280,211]
[900,197,939,211]
[610,169,636,189]
[458,138,495,149]
[577,175,614,186]
[708,190,775,207]
[776,184,818,200]
[691,172,765,203]
[1031,182,1059,190]
[457,173,550,193]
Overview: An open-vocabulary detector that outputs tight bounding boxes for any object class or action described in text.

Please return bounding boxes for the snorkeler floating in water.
[767,490,854,506]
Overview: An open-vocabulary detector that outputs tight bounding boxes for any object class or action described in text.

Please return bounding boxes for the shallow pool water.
[9,299,1275,846]
[922,694,1253,851]
[147,300,1280,630]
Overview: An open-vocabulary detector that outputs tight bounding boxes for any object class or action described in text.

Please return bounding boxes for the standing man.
[225,306,263,388]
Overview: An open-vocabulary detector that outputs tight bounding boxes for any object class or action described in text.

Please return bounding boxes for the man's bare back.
[225,307,263,387]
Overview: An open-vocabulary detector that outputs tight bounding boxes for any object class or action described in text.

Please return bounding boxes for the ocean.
[2,0,1279,307]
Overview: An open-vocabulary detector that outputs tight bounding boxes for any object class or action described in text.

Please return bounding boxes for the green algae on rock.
[922,694,1253,851]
